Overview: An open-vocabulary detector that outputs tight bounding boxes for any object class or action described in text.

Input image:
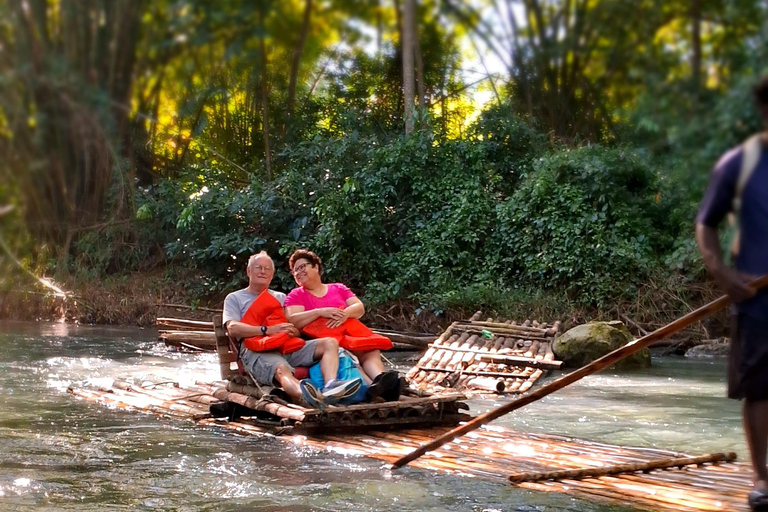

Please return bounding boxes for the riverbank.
[0,266,727,343]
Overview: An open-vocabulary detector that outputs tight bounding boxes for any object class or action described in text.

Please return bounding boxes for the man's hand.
[326,308,349,328]
[267,323,300,337]
[714,267,757,303]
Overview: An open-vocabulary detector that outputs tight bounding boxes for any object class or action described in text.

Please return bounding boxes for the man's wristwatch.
[261,325,267,336]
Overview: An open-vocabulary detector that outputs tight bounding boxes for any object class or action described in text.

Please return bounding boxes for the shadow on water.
[0,321,736,511]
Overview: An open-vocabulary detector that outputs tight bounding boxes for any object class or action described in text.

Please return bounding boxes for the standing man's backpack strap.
[727,134,763,260]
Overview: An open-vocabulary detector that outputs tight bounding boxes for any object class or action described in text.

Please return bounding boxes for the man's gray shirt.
[222,288,286,329]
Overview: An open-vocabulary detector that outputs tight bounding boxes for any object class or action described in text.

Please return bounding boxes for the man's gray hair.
[247,251,274,270]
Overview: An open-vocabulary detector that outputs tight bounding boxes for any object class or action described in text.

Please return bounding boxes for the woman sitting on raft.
[284,249,401,400]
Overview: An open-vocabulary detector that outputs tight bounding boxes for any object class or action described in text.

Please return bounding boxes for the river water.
[0,321,746,511]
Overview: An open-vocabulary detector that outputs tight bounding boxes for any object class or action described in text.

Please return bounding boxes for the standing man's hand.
[714,267,757,303]
[697,223,757,303]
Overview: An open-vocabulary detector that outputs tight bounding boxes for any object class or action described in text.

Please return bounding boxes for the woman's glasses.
[291,262,310,275]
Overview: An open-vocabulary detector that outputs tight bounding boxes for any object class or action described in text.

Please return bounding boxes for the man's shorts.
[728,314,768,401]
[240,340,319,386]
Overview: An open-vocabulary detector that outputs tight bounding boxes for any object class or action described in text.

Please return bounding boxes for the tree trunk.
[402,0,416,134]
[260,32,272,180]
[413,6,426,114]
[690,0,701,94]
[286,0,313,129]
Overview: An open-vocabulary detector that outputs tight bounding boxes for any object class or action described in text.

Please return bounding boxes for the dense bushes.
[492,146,675,304]
[140,106,696,310]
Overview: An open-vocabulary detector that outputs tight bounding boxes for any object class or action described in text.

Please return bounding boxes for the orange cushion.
[301,317,391,351]
[240,290,305,353]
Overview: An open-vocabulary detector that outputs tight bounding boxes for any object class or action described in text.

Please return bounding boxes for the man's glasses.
[251,265,272,273]
[291,262,310,275]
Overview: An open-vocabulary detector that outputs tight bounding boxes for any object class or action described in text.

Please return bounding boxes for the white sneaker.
[322,378,362,404]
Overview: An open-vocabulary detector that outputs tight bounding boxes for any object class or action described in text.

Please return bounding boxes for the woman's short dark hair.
[753,75,768,106]
[289,249,323,274]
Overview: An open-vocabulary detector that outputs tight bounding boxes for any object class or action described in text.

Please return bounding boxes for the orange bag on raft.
[240,290,305,354]
[301,316,392,352]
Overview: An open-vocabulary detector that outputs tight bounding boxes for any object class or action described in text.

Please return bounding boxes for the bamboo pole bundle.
[422,333,468,385]
[417,366,530,379]
[157,317,214,330]
[226,381,267,400]
[407,323,458,382]
[103,383,211,417]
[460,334,486,365]
[457,326,553,342]
[160,331,217,348]
[71,385,208,419]
[112,380,220,407]
[463,320,556,338]
[211,388,306,422]
[445,334,478,372]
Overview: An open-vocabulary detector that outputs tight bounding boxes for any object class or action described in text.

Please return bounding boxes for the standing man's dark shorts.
[729,314,768,401]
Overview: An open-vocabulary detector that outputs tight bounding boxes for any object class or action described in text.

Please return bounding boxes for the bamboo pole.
[393,275,768,468]
[456,327,553,342]
[426,343,562,369]
[416,366,530,379]
[211,389,307,422]
[509,453,737,483]
[157,317,214,330]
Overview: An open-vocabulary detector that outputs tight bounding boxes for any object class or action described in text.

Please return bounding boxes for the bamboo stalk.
[157,317,214,330]
[463,320,553,335]
[509,453,737,483]
[393,275,768,468]
[455,326,553,342]
[416,366,530,379]
[466,377,505,393]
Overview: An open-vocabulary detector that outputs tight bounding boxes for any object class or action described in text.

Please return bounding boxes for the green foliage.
[149,108,681,311]
[492,146,674,305]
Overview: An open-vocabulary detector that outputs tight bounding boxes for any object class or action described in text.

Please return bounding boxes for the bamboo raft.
[67,379,756,512]
[407,312,563,395]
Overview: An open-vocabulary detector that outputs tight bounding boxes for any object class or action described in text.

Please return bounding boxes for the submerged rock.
[684,338,730,358]
[553,321,651,370]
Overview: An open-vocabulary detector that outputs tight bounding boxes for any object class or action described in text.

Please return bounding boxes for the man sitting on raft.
[223,251,361,409]
[284,249,402,401]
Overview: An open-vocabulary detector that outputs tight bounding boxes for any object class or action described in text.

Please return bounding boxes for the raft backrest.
[213,315,239,381]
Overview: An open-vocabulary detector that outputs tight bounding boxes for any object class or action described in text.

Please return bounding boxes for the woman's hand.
[316,307,341,318]
[325,308,349,328]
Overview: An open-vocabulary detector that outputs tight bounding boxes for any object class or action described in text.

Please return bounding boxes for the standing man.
[223,251,361,409]
[696,76,768,511]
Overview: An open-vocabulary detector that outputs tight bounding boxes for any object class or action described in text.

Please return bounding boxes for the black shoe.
[367,371,402,402]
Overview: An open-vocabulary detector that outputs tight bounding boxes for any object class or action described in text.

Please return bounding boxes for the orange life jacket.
[301,316,392,352]
[240,290,305,354]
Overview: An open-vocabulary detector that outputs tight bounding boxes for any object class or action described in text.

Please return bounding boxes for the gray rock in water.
[684,338,730,358]
[553,321,652,370]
